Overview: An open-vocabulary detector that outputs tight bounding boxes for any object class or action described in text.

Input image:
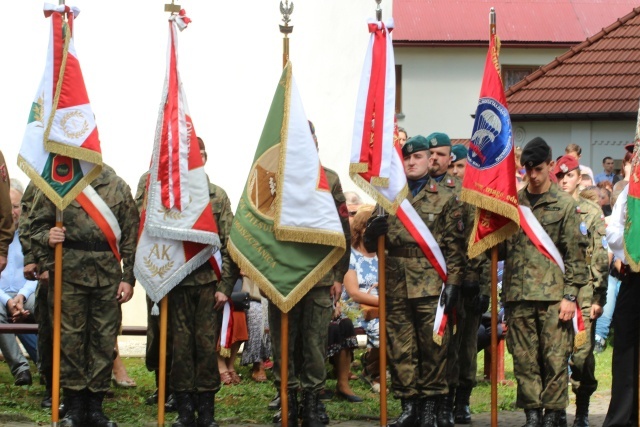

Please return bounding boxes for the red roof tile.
[394,0,640,46]
[505,7,640,119]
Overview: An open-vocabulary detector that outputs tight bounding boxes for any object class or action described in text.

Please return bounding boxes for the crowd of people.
[0,126,636,427]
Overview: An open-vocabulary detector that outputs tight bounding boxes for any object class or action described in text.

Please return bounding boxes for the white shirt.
[606,184,628,265]
[0,231,37,307]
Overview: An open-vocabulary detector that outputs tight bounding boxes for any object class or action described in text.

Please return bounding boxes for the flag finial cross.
[165,0,180,14]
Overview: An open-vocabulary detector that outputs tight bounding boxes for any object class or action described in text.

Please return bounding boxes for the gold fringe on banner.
[349,171,408,216]
[227,240,344,314]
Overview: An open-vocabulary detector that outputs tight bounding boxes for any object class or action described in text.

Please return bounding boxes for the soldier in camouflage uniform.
[270,122,351,427]
[18,182,55,408]
[0,149,13,273]
[501,138,589,427]
[138,137,239,427]
[365,133,466,427]
[553,155,608,427]
[446,144,490,426]
[30,165,139,427]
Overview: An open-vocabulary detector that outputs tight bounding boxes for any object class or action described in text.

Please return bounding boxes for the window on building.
[395,65,404,118]
[502,65,536,90]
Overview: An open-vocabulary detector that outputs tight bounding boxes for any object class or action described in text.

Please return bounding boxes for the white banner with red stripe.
[134,11,221,307]
[396,199,450,345]
[76,185,121,261]
[518,205,584,342]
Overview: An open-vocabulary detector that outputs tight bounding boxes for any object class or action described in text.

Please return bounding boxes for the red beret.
[553,155,580,177]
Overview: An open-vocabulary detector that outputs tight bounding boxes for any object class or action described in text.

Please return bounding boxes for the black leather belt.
[388,246,423,258]
[63,240,111,252]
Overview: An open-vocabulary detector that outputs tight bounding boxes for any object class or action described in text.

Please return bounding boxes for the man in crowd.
[30,164,139,427]
[594,157,615,185]
[0,179,37,387]
[554,155,608,426]
[565,144,594,181]
[502,138,588,426]
[270,122,351,427]
[365,133,465,426]
[0,149,13,273]
[448,144,467,179]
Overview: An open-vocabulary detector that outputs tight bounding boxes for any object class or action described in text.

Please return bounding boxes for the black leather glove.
[461,280,480,299]
[441,284,459,314]
[475,294,490,315]
[363,215,388,253]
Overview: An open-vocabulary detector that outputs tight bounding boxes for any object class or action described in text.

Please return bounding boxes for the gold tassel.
[219,347,231,358]
[432,333,443,346]
[574,330,587,351]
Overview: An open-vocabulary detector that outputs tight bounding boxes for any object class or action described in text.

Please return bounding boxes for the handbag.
[231,291,251,311]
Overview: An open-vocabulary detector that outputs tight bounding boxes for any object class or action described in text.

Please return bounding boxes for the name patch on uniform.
[544,206,561,211]
[579,222,588,236]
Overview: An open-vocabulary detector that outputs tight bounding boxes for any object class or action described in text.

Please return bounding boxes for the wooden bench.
[0,323,147,336]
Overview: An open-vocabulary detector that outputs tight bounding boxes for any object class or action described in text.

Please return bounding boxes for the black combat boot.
[86,391,117,427]
[573,393,590,427]
[417,397,437,427]
[522,408,542,427]
[173,392,196,427]
[196,392,218,427]
[542,409,562,427]
[272,389,298,427]
[60,388,87,427]
[558,409,568,427]
[301,391,324,427]
[454,386,472,424]
[388,398,418,427]
[436,390,455,427]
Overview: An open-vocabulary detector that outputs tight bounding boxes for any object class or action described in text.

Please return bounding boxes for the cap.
[426,132,451,149]
[402,135,429,156]
[521,137,551,168]
[451,145,468,163]
[552,155,580,177]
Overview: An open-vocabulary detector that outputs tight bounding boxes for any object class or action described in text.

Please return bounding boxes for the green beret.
[426,132,451,149]
[521,137,551,168]
[451,145,468,163]
[402,135,429,156]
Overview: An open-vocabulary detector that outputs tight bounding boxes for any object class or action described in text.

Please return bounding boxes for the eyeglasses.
[349,211,358,217]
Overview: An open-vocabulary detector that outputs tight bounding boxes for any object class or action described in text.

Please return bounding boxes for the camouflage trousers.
[169,284,221,393]
[48,282,120,392]
[269,286,332,393]
[505,301,573,410]
[569,309,597,396]
[387,296,449,399]
[446,298,481,390]
[34,281,52,386]
[145,295,173,379]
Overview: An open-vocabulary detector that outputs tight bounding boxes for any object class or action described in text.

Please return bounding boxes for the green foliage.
[0,345,614,424]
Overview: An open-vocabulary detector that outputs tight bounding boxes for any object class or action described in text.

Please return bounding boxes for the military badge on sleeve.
[602,236,608,249]
[579,222,588,236]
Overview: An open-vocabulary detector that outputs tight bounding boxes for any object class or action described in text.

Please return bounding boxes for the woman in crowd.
[341,205,382,393]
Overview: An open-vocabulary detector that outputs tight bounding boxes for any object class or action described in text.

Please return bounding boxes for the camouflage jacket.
[577,196,608,308]
[18,182,38,267]
[0,150,13,258]
[30,165,139,287]
[433,172,488,294]
[315,167,351,287]
[501,183,589,302]
[134,172,239,296]
[385,173,466,299]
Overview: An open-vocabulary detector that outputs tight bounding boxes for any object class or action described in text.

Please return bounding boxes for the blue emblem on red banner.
[468,97,512,170]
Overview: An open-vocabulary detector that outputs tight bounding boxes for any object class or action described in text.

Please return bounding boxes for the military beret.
[451,145,468,163]
[402,135,429,156]
[426,132,451,149]
[521,137,551,168]
[552,155,580,177]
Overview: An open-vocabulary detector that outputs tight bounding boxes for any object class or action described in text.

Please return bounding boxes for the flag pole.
[373,3,388,425]
[488,11,499,427]
[52,209,63,426]
[158,3,181,426]
[279,3,293,426]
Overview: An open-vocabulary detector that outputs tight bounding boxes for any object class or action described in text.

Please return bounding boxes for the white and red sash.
[75,185,121,262]
[219,300,234,358]
[396,199,451,345]
[518,205,585,344]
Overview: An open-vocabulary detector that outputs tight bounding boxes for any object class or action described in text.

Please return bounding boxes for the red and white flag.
[18,4,102,210]
[134,11,221,309]
[350,17,450,345]
[350,18,408,214]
